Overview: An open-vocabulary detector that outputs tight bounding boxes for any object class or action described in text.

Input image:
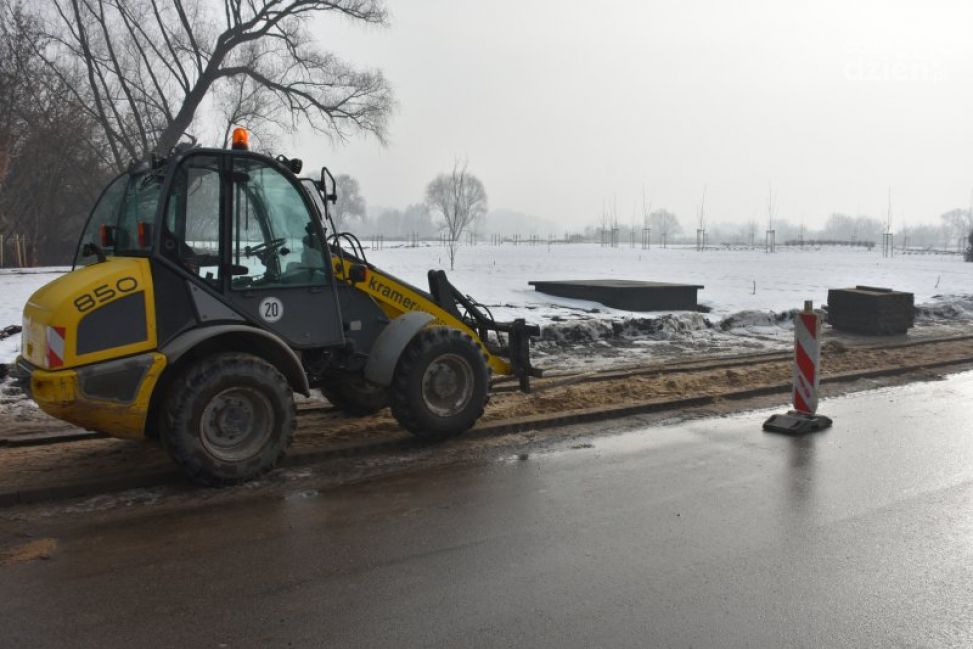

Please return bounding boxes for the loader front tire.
[390,327,489,441]
[163,352,295,485]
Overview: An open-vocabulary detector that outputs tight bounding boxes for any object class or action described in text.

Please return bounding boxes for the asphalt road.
[3,372,973,648]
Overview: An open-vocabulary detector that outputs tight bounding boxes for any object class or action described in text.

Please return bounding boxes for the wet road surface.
[3,372,973,648]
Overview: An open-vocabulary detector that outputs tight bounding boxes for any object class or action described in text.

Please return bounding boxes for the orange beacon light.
[231,127,250,150]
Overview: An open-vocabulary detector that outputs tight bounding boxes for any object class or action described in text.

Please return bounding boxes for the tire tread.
[164,352,295,486]
[389,327,490,441]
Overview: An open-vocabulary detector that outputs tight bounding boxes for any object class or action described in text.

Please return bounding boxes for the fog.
[289,0,973,230]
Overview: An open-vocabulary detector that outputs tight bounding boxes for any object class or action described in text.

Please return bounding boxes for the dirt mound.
[538,312,715,346]
[719,309,795,331]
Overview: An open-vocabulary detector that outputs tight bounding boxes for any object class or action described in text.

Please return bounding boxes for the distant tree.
[365,204,435,239]
[897,224,942,250]
[648,209,680,248]
[941,208,973,255]
[772,219,801,242]
[746,220,759,247]
[822,213,883,244]
[821,213,855,240]
[967,194,973,261]
[853,215,884,242]
[400,203,435,238]
[425,161,487,270]
[332,174,366,231]
[27,0,393,170]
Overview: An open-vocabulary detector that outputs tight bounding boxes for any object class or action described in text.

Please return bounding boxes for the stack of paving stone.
[826,286,914,335]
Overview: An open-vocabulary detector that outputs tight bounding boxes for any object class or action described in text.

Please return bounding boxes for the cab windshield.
[74,168,165,267]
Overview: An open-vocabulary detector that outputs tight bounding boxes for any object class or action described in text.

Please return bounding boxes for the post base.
[762,411,833,435]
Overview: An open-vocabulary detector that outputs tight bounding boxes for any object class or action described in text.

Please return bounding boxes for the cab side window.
[231,158,327,289]
[163,156,223,286]
[74,175,127,267]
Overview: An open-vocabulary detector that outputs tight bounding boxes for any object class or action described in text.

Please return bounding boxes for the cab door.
[222,155,344,348]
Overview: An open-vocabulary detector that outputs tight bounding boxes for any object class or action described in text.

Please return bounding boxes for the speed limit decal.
[259,297,284,323]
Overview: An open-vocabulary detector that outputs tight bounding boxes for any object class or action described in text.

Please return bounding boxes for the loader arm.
[331,254,541,390]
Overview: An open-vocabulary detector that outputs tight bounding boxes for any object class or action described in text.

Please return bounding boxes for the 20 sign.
[259,297,284,323]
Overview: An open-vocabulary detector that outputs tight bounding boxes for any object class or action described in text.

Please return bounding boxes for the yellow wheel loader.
[16,129,539,484]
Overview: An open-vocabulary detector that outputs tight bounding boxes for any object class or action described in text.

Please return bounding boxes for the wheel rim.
[421,353,475,417]
[199,387,274,462]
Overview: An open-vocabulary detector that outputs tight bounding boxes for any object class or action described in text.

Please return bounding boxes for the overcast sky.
[289,0,973,230]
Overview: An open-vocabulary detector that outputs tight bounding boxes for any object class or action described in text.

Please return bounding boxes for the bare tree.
[332,174,366,230]
[941,206,973,254]
[648,209,680,248]
[766,184,776,231]
[697,185,706,231]
[0,3,109,264]
[425,161,488,270]
[217,69,285,149]
[29,0,393,169]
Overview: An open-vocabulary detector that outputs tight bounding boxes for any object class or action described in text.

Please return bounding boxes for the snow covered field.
[365,243,973,369]
[367,243,972,319]
[2,246,972,370]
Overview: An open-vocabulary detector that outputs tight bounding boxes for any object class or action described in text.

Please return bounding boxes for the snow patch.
[915,295,973,322]
[719,309,795,331]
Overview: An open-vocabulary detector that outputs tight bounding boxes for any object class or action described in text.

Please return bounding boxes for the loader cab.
[74,145,347,349]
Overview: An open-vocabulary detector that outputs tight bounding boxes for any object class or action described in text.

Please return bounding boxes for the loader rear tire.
[163,352,295,485]
[320,378,388,416]
[390,327,489,442]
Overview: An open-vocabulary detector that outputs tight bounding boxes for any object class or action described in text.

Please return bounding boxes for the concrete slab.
[529,279,704,311]
[828,285,914,335]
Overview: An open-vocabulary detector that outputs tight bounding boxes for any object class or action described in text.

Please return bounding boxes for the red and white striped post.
[763,300,833,434]
[792,300,820,415]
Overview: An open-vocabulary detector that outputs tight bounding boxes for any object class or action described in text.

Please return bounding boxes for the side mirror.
[320,166,338,204]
